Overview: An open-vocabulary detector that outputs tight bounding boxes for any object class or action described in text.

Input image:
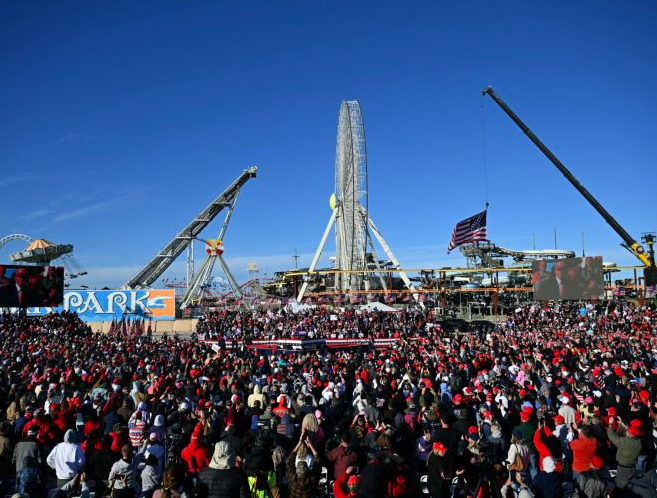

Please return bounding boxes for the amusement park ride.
[297,100,417,303]
[0,234,86,280]
[124,167,257,310]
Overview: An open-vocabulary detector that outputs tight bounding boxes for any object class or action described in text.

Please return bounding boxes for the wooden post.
[493,289,499,317]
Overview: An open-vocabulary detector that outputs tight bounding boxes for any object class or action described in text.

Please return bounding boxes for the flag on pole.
[447,210,487,253]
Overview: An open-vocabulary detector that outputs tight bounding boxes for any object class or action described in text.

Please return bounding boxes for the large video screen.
[0,265,64,307]
[532,256,603,300]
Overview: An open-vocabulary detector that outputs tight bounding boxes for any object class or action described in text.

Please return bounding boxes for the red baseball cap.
[347,475,361,486]
[453,394,463,403]
[433,442,447,452]
[628,426,640,437]
[554,415,565,424]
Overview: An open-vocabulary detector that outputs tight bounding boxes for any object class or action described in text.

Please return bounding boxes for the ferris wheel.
[298,100,417,301]
[334,101,369,291]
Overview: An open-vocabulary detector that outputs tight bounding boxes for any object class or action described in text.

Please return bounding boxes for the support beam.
[180,192,243,309]
[218,254,243,299]
[297,210,337,302]
[366,214,422,306]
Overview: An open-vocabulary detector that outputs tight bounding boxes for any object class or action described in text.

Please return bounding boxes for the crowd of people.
[0,300,656,498]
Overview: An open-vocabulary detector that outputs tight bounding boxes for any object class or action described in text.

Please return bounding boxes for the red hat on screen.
[628,426,640,437]
[519,389,527,398]
[520,412,530,422]
[453,394,463,403]
[630,419,643,428]
[468,426,479,435]
[554,415,565,424]
[590,455,604,470]
[607,407,617,416]
[639,390,650,401]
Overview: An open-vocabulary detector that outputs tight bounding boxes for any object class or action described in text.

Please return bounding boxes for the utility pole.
[293,247,300,270]
[554,226,558,250]
[582,232,585,257]
[532,234,536,251]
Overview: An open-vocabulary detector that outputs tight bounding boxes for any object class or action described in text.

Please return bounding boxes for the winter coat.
[327,444,358,479]
[198,466,249,498]
[607,426,641,467]
[13,438,42,472]
[285,450,319,498]
[533,470,563,498]
[573,470,607,498]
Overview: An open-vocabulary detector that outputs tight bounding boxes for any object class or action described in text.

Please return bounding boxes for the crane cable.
[480,97,490,211]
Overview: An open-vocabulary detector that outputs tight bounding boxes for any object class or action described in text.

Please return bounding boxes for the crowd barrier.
[199,337,404,351]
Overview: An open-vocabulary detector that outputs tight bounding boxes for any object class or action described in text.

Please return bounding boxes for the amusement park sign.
[25,289,176,321]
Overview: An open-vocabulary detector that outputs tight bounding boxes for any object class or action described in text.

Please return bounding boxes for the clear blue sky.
[1,1,656,288]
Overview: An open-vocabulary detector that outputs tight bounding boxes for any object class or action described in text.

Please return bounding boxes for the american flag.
[447,210,487,253]
[613,287,626,297]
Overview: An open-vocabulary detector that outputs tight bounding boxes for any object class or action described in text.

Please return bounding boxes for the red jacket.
[181,440,210,474]
[533,426,563,473]
[570,435,597,473]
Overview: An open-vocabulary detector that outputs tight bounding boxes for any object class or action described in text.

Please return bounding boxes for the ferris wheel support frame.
[297,207,418,304]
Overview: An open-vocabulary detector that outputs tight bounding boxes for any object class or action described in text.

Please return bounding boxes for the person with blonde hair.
[152,463,189,498]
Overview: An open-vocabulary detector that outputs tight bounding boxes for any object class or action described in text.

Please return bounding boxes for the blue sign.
[25,289,176,321]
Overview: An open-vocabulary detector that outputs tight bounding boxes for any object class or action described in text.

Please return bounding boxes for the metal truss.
[124,167,257,289]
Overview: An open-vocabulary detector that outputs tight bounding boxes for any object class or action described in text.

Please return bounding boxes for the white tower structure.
[297,101,416,302]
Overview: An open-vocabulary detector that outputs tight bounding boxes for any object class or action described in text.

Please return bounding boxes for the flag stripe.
[447,210,487,253]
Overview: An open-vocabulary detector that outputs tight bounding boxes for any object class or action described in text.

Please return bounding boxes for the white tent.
[286,301,315,313]
[360,301,398,312]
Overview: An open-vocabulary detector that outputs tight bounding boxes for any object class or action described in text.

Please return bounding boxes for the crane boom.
[125,166,257,288]
[482,86,652,269]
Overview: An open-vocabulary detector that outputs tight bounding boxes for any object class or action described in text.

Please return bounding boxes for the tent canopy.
[360,301,399,312]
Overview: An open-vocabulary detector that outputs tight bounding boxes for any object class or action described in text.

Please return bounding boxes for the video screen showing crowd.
[0,265,64,308]
[532,256,604,301]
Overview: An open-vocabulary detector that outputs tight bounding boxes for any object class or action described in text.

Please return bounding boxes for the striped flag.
[613,287,626,297]
[447,210,488,253]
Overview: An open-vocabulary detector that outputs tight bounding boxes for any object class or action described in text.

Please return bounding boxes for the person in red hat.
[573,454,607,498]
[607,416,642,489]
[427,442,450,498]
[333,468,361,498]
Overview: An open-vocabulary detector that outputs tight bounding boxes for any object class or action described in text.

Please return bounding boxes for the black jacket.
[534,471,563,498]
[198,466,249,498]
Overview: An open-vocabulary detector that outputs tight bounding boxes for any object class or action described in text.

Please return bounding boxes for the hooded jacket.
[46,429,85,479]
[247,385,267,409]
